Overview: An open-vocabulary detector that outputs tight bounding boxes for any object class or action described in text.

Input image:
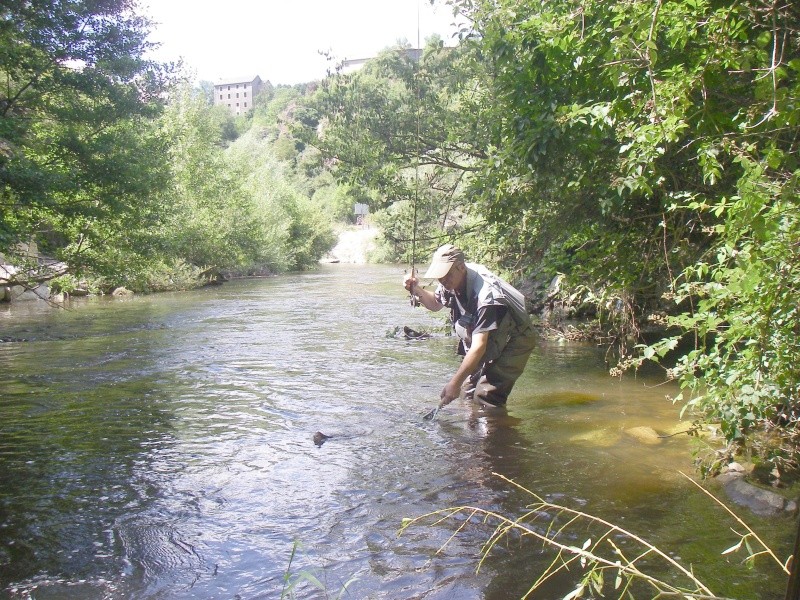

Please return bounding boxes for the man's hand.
[403,271,418,294]
[402,272,443,312]
[438,331,490,409]
[439,380,461,407]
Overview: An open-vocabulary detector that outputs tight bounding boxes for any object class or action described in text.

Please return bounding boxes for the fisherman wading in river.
[404,244,536,411]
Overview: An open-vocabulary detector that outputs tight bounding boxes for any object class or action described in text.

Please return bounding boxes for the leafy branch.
[400,472,790,599]
[280,541,358,600]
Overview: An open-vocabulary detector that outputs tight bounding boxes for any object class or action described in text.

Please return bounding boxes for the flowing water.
[0,264,794,599]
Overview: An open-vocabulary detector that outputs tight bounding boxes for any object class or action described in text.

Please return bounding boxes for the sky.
[140,0,464,85]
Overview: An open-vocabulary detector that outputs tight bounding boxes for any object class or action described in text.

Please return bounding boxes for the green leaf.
[721,539,743,555]
[756,31,772,48]
[563,585,585,600]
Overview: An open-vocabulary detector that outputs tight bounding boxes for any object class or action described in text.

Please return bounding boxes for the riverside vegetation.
[0,2,340,298]
[293,0,800,483]
[1,0,799,597]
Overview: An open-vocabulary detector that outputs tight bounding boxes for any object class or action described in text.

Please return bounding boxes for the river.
[0,264,793,599]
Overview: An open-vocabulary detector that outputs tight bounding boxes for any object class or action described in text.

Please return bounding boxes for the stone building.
[213,76,263,115]
[339,48,423,75]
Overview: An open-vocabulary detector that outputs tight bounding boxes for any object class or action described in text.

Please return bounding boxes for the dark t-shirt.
[473,304,507,334]
[436,287,507,354]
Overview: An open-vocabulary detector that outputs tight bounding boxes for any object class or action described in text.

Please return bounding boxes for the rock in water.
[718,471,798,516]
[313,432,331,447]
[624,426,662,445]
[403,326,431,340]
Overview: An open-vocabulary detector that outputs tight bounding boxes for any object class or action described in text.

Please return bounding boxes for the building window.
[219,94,223,100]
[227,93,230,99]
[236,103,239,107]
[244,102,247,107]
[236,93,239,98]
[244,92,247,97]
[227,86,230,90]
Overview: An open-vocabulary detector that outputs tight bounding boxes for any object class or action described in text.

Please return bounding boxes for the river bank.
[3,235,797,526]
[1,226,381,306]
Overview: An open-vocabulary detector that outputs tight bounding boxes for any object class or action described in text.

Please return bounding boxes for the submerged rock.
[402,326,431,340]
[536,391,602,407]
[112,286,133,297]
[717,471,798,517]
[569,428,620,447]
[624,426,662,445]
[313,431,331,447]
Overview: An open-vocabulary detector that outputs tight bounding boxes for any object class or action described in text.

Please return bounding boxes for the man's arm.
[403,273,443,311]
[439,330,489,406]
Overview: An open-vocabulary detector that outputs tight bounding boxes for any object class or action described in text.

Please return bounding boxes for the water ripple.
[0,265,787,600]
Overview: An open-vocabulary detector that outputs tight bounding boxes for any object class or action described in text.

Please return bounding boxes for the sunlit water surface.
[0,265,793,599]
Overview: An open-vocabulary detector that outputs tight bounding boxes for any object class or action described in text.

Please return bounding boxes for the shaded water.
[0,264,794,599]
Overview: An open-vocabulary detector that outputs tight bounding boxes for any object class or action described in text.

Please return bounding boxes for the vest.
[438,263,532,359]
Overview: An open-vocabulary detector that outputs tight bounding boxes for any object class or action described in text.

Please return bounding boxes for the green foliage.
[0,1,338,295]
[297,40,487,264]
[0,0,176,286]
[226,124,337,271]
[662,156,800,468]
[159,85,252,272]
[401,473,790,599]
[299,0,800,470]
[157,87,335,277]
[310,175,357,223]
[253,86,301,132]
[437,0,800,471]
[205,104,240,144]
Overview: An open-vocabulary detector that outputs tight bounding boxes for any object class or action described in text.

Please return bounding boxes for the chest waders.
[455,265,537,407]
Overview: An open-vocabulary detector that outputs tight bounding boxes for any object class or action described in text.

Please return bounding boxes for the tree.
[197,79,215,105]
[226,120,337,272]
[0,0,176,287]
[297,39,489,265]
[302,0,800,472]
[447,0,800,471]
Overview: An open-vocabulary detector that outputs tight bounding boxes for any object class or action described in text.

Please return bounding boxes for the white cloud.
[141,0,462,85]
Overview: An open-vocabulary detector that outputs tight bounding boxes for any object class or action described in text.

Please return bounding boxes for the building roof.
[214,75,262,87]
[340,48,423,73]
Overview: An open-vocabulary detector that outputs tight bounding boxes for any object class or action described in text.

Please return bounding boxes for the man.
[404,244,536,410]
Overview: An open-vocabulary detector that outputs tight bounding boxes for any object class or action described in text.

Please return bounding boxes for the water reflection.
[0,265,793,599]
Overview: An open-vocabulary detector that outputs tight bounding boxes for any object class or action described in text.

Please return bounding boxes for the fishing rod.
[409,0,422,308]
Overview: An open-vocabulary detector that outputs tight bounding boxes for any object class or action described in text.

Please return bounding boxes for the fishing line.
[409,0,422,307]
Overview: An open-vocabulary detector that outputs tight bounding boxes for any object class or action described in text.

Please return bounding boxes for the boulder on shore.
[9,283,49,302]
[111,287,133,297]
